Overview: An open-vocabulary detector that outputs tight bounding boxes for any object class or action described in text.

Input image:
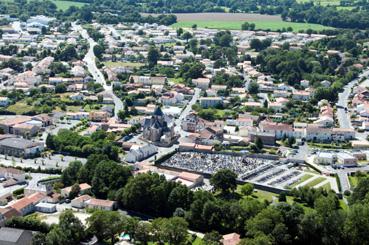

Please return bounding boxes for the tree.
[134,221,152,245]
[46,226,69,245]
[147,46,160,67]
[93,44,104,59]
[69,183,81,199]
[55,83,66,93]
[176,28,184,37]
[152,217,188,245]
[168,184,193,211]
[45,134,54,150]
[240,183,254,196]
[248,82,259,94]
[255,137,263,151]
[61,161,82,186]
[203,231,222,245]
[59,210,86,244]
[287,136,296,148]
[32,232,47,245]
[87,210,125,245]
[181,32,192,43]
[210,169,237,194]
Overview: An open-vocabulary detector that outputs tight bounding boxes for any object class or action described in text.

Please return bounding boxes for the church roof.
[153,106,164,116]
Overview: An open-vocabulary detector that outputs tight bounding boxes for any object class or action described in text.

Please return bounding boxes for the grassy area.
[66,105,83,112]
[172,20,333,31]
[320,182,331,191]
[349,175,359,188]
[305,177,326,188]
[7,101,34,114]
[51,0,87,11]
[251,190,277,202]
[103,61,144,68]
[168,77,185,84]
[148,237,202,245]
[289,174,313,189]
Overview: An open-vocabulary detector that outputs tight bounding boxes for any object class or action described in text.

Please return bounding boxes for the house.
[0,207,20,226]
[0,116,32,134]
[12,123,40,137]
[125,144,158,163]
[86,198,116,211]
[292,90,311,101]
[0,137,44,158]
[0,227,33,245]
[221,233,241,245]
[10,197,35,216]
[0,97,10,107]
[304,124,332,142]
[175,172,204,188]
[199,97,223,108]
[332,128,355,141]
[129,75,167,85]
[192,78,210,90]
[89,111,109,122]
[71,195,92,209]
[0,167,25,182]
[249,131,276,145]
[259,121,294,139]
[61,183,91,197]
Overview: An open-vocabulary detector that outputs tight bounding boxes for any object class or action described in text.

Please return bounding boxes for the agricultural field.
[3,0,87,10]
[170,13,333,31]
[51,0,87,11]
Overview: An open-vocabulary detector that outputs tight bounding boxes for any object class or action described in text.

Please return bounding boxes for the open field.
[7,101,34,114]
[103,61,144,68]
[172,20,332,31]
[297,0,341,6]
[170,13,333,31]
[51,0,87,11]
[3,0,87,10]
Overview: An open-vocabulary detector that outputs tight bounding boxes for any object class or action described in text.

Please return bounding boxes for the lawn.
[289,174,313,189]
[7,101,34,115]
[305,177,326,188]
[349,175,359,188]
[168,77,185,84]
[320,182,331,191]
[172,20,333,31]
[103,61,144,68]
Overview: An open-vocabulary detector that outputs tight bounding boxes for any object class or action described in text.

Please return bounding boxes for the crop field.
[170,13,333,31]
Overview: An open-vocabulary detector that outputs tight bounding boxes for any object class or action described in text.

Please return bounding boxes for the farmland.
[3,0,87,10]
[51,0,87,11]
[170,13,333,31]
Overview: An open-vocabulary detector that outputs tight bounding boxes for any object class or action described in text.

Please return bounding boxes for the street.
[73,23,124,118]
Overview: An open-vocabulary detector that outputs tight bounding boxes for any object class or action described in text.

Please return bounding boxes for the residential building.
[125,144,158,163]
[199,97,223,108]
[0,137,44,158]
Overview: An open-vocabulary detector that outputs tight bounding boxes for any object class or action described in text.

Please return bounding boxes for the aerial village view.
[1,0,369,244]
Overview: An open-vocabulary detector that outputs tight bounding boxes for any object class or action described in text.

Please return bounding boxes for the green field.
[305,177,326,188]
[296,0,340,6]
[7,101,34,115]
[172,20,333,31]
[4,0,87,10]
[51,0,87,11]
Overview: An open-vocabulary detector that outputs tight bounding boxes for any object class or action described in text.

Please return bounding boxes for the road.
[72,23,124,118]
[336,69,369,130]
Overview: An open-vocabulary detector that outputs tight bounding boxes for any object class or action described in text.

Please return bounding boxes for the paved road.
[73,23,124,118]
[336,69,369,129]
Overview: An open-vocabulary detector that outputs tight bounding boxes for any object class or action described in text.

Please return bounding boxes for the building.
[86,198,116,211]
[129,75,167,85]
[199,97,223,108]
[71,195,92,209]
[61,183,91,197]
[89,111,109,122]
[35,203,56,213]
[142,107,175,145]
[125,144,158,163]
[0,167,25,182]
[221,233,241,245]
[0,137,44,158]
[314,152,334,165]
[0,227,33,245]
[336,153,358,167]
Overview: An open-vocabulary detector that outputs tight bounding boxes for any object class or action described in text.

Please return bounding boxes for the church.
[142,106,176,145]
